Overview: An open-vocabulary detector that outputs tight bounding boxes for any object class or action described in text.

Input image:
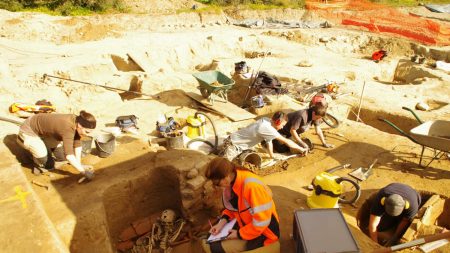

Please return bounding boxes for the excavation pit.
[357,191,450,246]
[347,107,420,136]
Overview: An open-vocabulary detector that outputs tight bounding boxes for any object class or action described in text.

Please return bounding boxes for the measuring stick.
[356,81,366,122]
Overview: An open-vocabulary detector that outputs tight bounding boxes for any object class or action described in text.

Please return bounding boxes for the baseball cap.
[385,194,405,216]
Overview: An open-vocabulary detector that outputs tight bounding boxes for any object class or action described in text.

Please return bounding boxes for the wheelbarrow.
[379,107,450,168]
[192,70,235,105]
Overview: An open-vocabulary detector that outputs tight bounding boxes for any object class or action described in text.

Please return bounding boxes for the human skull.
[160,209,176,224]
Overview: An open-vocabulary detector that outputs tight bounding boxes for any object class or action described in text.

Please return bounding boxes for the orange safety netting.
[305,0,450,46]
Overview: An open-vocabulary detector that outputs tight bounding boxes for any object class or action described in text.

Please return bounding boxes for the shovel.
[349,159,377,182]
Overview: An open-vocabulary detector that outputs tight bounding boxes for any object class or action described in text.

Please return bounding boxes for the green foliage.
[0,0,126,15]
[0,0,23,11]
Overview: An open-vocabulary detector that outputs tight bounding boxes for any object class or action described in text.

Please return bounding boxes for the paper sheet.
[207,219,237,243]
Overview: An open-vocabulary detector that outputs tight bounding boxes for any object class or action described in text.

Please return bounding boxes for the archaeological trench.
[0,9,449,253]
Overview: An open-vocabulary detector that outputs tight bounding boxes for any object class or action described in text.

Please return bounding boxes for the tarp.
[424,4,450,13]
[233,18,331,29]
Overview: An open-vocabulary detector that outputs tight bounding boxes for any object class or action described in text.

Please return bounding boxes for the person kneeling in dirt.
[272,97,333,154]
[17,110,96,180]
[368,183,421,246]
[231,61,254,87]
[202,157,281,253]
[219,111,307,162]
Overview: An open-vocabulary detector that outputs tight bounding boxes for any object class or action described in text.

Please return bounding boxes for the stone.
[418,195,445,226]
[401,219,422,242]
[416,102,430,111]
[116,240,134,252]
[186,175,206,190]
[182,197,201,209]
[132,217,153,236]
[297,60,312,67]
[119,226,137,241]
[186,169,198,179]
[319,37,330,43]
[181,188,195,199]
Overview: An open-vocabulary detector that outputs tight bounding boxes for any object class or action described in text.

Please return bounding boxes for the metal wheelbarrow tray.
[410,120,450,153]
[379,107,450,168]
[192,70,235,105]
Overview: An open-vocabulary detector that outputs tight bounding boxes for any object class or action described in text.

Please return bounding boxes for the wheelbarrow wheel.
[200,88,211,99]
[337,177,361,205]
[323,113,340,128]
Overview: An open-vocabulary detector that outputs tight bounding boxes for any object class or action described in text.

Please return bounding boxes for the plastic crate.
[293,208,360,253]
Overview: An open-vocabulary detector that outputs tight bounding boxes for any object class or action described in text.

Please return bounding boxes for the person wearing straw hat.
[17,110,96,181]
[368,183,421,246]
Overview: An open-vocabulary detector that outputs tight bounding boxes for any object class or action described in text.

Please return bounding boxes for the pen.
[209,219,213,228]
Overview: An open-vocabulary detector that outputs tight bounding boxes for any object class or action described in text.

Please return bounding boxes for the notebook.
[207,218,237,243]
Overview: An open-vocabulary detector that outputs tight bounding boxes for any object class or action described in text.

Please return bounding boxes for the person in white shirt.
[219,111,307,161]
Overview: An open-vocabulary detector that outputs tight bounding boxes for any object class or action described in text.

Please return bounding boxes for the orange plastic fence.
[305,0,450,45]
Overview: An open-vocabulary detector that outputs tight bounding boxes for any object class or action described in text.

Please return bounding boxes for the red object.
[309,93,327,107]
[372,50,387,62]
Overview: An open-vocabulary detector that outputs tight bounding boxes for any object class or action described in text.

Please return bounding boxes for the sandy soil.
[0,3,449,253]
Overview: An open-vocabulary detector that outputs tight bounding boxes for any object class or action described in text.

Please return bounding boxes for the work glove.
[78,165,95,183]
[323,143,334,148]
[384,236,399,247]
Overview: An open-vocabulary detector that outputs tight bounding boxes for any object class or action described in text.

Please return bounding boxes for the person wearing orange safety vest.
[202,157,280,253]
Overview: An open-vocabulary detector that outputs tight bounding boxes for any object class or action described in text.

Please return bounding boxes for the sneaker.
[32,167,48,175]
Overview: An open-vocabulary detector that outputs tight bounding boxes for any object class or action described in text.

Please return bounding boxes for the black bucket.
[95,133,115,158]
[81,136,93,157]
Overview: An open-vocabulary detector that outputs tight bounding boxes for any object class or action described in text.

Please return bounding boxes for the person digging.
[17,110,96,181]
[368,183,421,246]
[218,111,307,163]
[272,98,334,154]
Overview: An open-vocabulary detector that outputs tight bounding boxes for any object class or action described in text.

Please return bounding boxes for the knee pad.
[33,156,48,168]
[52,146,66,161]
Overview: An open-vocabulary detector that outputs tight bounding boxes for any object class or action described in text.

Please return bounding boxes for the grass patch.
[0,0,127,16]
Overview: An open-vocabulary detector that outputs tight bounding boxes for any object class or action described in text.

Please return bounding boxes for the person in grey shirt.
[219,111,307,161]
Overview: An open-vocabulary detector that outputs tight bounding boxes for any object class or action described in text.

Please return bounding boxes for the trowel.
[348,159,377,182]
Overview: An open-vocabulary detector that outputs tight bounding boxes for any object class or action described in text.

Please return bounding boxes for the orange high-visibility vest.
[222,169,279,246]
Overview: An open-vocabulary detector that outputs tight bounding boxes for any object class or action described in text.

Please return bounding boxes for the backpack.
[253,71,288,95]
[115,115,138,130]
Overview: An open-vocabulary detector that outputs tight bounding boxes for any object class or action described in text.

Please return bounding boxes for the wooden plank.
[186,92,256,122]
[127,52,152,73]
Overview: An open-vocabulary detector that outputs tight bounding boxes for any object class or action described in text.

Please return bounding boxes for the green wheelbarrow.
[379,107,450,168]
[192,70,235,105]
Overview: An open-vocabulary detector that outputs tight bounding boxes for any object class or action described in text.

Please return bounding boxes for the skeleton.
[143,209,186,253]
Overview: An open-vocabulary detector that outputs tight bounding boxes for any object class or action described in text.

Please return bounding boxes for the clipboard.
[207,218,237,243]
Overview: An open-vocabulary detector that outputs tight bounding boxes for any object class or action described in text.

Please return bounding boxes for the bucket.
[95,133,115,158]
[307,172,342,209]
[81,136,93,157]
[251,95,265,108]
[238,151,262,168]
[166,132,184,149]
[186,115,206,139]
